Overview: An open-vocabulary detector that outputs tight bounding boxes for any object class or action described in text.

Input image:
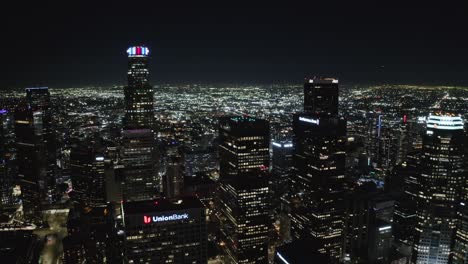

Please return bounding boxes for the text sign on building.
[299,116,320,125]
[143,213,189,224]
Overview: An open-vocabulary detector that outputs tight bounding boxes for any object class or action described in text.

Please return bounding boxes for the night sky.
[3,2,468,88]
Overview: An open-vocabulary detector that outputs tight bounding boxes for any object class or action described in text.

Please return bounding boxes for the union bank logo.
[143,213,189,224]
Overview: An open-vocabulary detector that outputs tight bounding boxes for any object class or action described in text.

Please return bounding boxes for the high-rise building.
[451,121,468,264]
[124,46,154,129]
[411,114,465,264]
[0,109,11,207]
[290,77,346,262]
[26,87,56,200]
[272,139,294,242]
[218,116,271,264]
[304,77,339,116]
[122,197,207,263]
[163,147,184,198]
[14,87,56,221]
[69,138,106,206]
[122,46,157,201]
[14,102,43,221]
[64,204,123,263]
[342,183,395,263]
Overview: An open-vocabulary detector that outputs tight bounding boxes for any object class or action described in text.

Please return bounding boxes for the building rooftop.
[275,239,329,264]
[122,196,204,215]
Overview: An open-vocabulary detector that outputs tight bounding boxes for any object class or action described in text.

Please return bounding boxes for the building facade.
[290,77,346,262]
[411,114,465,264]
[218,116,271,264]
[122,46,157,201]
[122,197,207,263]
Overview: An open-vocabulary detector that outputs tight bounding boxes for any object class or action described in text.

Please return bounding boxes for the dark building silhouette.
[218,116,271,264]
[342,182,395,263]
[0,228,41,263]
[64,204,122,263]
[304,77,339,116]
[122,197,207,263]
[163,147,184,198]
[69,138,106,206]
[0,110,12,208]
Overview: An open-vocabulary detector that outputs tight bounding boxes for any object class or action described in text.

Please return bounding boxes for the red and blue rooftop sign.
[127,46,149,57]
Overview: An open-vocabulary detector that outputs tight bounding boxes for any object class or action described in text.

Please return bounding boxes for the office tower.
[452,126,468,264]
[395,116,411,165]
[274,239,329,264]
[290,77,346,262]
[0,109,11,207]
[303,77,339,115]
[272,139,294,242]
[124,46,154,129]
[122,46,157,201]
[162,146,184,198]
[342,183,394,263]
[391,151,420,260]
[14,102,43,221]
[26,87,56,201]
[64,204,122,263]
[122,197,207,263]
[15,87,56,221]
[272,139,293,200]
[218,116,271,264]
[69,139,106,206]
[411,114,465,264]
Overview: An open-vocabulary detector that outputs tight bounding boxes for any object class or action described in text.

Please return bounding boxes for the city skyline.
[1,4,468,263]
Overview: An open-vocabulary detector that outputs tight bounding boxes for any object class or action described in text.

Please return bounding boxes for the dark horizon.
[2,2,468,88]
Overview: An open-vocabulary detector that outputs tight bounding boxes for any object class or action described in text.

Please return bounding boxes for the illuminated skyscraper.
[124,46,154,129]
[411,114,465,264]
[122,46,157,201]
[290,77,346,262]
[451,126,468,264]
[218,116,271,264]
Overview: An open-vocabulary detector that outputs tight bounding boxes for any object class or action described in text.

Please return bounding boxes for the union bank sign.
[143,213,189,224]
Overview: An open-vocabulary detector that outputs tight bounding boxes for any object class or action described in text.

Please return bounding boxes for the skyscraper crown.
[127,46,150,57]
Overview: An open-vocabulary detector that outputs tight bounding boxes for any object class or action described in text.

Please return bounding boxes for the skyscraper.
[124,46,154,129]
[451,124,468,264]
[411,114,465,264]
[122,46,157,201]
[0,109,11,207]
[303,77,339,116]
[69,138,106,206]
[14,102,44,221]
[162,146,184,198]
[218,116,271,264]
[26,87,56,200]
[290,77,346,262]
